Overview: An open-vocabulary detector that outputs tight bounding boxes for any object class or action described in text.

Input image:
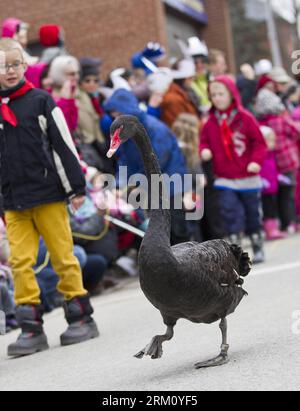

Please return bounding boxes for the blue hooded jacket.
[103,89,188,195]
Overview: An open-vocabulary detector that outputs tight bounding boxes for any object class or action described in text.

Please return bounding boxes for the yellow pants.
[5,202,87,306]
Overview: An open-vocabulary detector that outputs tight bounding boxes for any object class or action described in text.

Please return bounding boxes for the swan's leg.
[135,326,174,360]
[195,318,230,369]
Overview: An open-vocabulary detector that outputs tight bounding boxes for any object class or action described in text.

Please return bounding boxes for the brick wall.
[0,0,235,75]
[203,0,236,73]
[0,0,168,76]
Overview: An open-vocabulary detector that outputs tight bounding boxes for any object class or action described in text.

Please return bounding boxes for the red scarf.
[217,103,236,160]
[220,117,234,160]
[0,80,34,127]
[90,95,104,117]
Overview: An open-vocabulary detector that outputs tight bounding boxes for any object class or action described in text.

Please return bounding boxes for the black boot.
[60,295,99,346]
[227,233,243,247]
[7,305,49,357]
[250,233,265,264]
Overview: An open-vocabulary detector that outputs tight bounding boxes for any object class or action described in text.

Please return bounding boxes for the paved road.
[1,235,300,391]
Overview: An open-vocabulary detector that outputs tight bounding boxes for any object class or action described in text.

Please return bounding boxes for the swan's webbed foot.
[135,336,164,360]
[194,344,230,369]
[135,326,174,360]
[195,319,230,369]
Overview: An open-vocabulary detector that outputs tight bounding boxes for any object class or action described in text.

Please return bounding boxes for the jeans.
[83,255,108,288]
[218,190,262,236]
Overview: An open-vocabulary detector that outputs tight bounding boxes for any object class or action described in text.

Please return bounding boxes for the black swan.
[107,115,251,368]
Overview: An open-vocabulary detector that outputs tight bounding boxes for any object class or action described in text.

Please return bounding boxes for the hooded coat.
[200,75,267,182]
[256,89,300,174]
[161,83,199,128]
[0,83,85,211]
[103,89,188,195]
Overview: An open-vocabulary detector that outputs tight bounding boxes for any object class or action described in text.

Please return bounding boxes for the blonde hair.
[209,49,225,65]
[49,56,80,88]
[172,113,200,170]
[0,38,25,59]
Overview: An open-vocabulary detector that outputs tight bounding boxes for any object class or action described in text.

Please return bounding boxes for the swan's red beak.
[107,127,122,158]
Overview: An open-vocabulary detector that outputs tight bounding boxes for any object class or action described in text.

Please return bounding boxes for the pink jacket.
[53,97,78,132]
[25,63,48,89]
[260,151,279,195]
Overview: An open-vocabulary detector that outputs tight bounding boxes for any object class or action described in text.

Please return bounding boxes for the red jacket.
[200,76,267,180]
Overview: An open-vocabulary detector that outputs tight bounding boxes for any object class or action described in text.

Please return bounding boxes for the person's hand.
[149,92,164,108]
[201,149,213,161]
[70,195,86,212]
[60,79,77,99]
[240,64,255,81]
[247,162,261,174]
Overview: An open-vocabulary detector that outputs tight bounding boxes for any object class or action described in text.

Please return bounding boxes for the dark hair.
[174,79,185,89]
[193,55,209,64]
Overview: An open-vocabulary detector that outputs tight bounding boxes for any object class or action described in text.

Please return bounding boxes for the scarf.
[215,103,237,160]
[0,79,34,127]
[90,95,104,117]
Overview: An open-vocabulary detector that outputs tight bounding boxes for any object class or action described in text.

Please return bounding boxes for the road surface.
[1,235,300,391]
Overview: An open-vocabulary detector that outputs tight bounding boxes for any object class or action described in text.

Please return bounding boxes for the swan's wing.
[172,239,240,286]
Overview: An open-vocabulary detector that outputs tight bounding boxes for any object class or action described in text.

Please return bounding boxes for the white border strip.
[252,261,300,277]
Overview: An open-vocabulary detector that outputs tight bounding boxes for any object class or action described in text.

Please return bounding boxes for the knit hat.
[256,75,276,94]
[255,89,285,116]
[80,57,101,81]
[39,25,61,47]
[131,42,166,74]
[1,18,28,38]
[141,42,166,62]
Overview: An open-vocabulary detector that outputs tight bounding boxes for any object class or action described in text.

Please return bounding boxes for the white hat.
[147,68,173,94]
[187,37,208,57]
[269,66,293,84]
[172,59,196,80]
[110,68,132,91]
[254,59,273,76]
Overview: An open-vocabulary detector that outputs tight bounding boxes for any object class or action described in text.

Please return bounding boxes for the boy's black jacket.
[0,86,86,211]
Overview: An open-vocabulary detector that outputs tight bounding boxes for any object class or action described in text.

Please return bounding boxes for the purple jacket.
[260,151,279,195]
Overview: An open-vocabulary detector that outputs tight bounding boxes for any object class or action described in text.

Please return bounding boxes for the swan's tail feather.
[230,244,252,278]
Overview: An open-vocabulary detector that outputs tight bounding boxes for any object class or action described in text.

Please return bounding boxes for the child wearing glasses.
[0,38,99,357]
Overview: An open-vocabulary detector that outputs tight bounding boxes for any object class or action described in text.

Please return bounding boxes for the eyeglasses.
[0,61,25,74]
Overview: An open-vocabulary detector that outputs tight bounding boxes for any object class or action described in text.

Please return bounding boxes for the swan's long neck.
[133,128,171,249]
